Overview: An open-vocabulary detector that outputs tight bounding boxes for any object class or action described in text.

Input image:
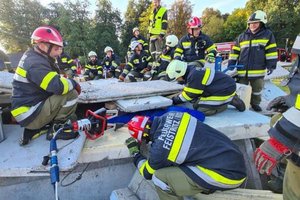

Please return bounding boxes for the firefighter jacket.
[122,50,153,77]
[102,54,120,70]
[11,48,77,127]
[148,6,168,39]
[174,33,217,63]
[134,111,247,191]
[176,66,236,107]
[85,59,103,76]
[57,51,76,72]
[128,35,149,53]
[228,27,278,79]
[158,46,176,73]
[269,94,300,166]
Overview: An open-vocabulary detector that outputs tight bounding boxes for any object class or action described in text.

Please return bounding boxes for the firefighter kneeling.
[125,112,247,200]
[166,60,246,116]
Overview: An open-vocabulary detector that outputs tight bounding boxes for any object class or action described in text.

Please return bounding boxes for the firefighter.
[263,35,300,194]
[228,10,278,112]
[10,26,81,145]
[0,49,14,73]
[119,41,153,82]
[57,46,77,78]
[148,0,168,62]
[84,51,103,80]
[166,60,245,116]
[127,27,149,60]
[102,46,120,78]
[174,16,217,68]
[254,93,300,200]
[153,34,178,80]
[125,112,247,200]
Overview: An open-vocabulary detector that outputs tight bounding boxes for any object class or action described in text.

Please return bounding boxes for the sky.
[39,0,248,16]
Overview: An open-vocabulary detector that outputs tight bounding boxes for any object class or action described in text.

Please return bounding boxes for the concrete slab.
[0,125,86,177]
[0,71,13,89]
[78,79,183,103]
[116,96,173,112]
[236,83,252,110]
[78,126,131,163]
[264,64,289,80]
[205,108,270,140]
[110,188,139,200]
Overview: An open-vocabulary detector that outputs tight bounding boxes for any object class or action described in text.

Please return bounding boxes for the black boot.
[251,104,262,112]
[20,124,52,146]
[46,123,79,141]
[230,95,246,112]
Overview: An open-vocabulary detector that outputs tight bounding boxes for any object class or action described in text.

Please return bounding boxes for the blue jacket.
[134,112,247,190]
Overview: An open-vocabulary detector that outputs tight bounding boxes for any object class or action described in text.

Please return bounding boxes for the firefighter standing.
[148,0,168,62]
[11,26,81,145]
[228,10,278,112]
[119,41,153,82]
[0,49,14,73]
[127,27,149,60]
[125,112,247,200]
[174,17,217,68]
[102,46,120,78]
[153,34,178,80]
[166,60,245,116]
[84,51,103,80]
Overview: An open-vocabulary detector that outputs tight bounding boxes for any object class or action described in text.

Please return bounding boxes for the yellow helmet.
[166,60,187,80]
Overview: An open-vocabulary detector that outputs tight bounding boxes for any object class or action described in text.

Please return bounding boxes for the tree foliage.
[223,8,249,42]
[168,0,193,39]
[0,0,45,52]
[201,8,224,43]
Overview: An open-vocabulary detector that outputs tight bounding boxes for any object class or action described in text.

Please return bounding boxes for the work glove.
[172,95,184,105]
[266,96,289,113]
[254,137,292,175]
[205,53,215,63]
[125,137,139,156]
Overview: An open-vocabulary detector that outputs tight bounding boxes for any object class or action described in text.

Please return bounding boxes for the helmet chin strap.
[35,43,54,58]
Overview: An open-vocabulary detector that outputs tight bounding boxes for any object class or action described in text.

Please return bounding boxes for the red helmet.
[187,17,203,29]
[128,116,150,142]
[31,26,63,47]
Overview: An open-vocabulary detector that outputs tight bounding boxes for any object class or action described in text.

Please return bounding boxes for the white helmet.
[166,35,178,47]
[104,46,113,53]
[248,10,267,24]
[88,51,97,57]
[132,27,139,34]
[166,60,187,80]
[130,41,141,51]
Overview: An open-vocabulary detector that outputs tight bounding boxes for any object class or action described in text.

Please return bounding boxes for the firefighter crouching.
[119,41,154,82]
[153,34,178,80]
[166,60,246,116]
[125,112,247,200]
[174,16,217,68]
[11,26,81,145]
[84,51,103,80]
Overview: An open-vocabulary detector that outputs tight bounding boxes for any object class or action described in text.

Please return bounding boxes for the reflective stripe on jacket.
[123,51,153,75]
[177,66,236,107]
[134,112,247,190]
[148,6,168,36]
[174,33,216,62]
[11,48,75,126]
[228,27,278,79]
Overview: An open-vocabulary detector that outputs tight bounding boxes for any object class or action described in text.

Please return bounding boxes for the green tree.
[94,0,122,59]
[201,8,224,42]
[245,0,268,13]
[223,8,249,42]
[0,0,45,52]
[265,0,300,47]
[168,0,193,39]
